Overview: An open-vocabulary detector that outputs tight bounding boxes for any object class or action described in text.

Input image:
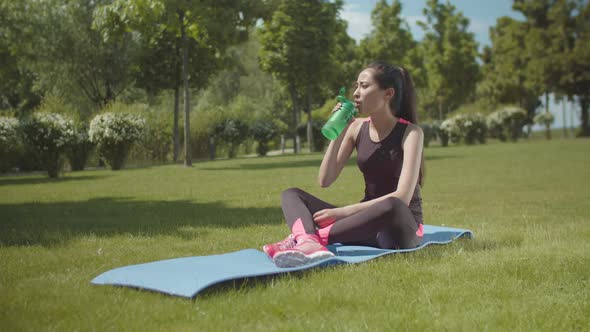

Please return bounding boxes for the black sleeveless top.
[355,119,423,225]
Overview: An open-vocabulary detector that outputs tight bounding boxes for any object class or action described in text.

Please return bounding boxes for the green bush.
[439,114,487,145]
[487,106,527,142]
[191,95,259,160]
[533,112,555,140]
[437,119,450,147]
[250,119,279,156]
[419,122,437,147]
[21,113,75,178]
[17,144,44,172]
[533,112,555,127]
[89,112,145,170]
[190,109,223,160]
[440,117,461,145]
[213,118,249,159]
[141,110,173,163]
[30,94,94,171]
[463,114,487,145]
[297,120,328,152]
[0,116,21,173]
[66,122,94,171]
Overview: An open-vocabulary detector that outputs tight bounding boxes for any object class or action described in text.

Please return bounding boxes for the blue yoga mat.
[92,225,472,298]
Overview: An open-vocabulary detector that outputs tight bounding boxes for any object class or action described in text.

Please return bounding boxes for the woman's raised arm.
[317,119,360,188]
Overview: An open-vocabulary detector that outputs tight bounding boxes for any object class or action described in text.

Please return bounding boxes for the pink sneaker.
[273,238,334,268]
[263,234,296,259]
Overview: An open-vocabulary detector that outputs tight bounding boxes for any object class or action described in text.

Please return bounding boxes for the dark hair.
[366,61,418,123]
[366,61,424,186]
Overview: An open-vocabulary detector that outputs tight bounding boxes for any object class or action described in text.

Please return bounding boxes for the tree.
[259,0,344,153]
[555,0,590,136]
[418,0,480,120]
[0,46,41,114]
[512,0,590,138]
[479,17,541,134]
[0,0,42,114]
[357,0,416,66]
[323,11,358,100]
[132,31,182,161]
[546,0,576,138]
[123,28,227,162]
[34,0,136,111]
[0,1,60,114]
[513,0,561,139]
[94,0,262,166]
[356,0,428,118]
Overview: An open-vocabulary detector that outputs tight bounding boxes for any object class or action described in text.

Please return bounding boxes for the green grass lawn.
[1,138,589,331]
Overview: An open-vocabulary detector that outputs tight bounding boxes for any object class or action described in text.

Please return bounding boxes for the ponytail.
[398,67,418,124]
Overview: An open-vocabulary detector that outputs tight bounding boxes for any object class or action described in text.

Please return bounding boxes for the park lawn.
[1,138,588,331]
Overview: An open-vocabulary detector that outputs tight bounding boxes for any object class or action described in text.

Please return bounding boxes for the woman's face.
[353,68,393,115]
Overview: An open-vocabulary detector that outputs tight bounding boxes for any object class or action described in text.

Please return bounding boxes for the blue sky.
[340,0,523,50]
[339,0,580,130]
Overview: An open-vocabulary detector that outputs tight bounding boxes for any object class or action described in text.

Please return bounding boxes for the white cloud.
[340,5,429,43]
[340,4,373,42]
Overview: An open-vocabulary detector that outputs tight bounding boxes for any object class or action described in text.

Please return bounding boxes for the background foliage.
[0,0,588,174]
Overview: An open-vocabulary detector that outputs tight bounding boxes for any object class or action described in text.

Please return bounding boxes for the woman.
[265,61,425,268]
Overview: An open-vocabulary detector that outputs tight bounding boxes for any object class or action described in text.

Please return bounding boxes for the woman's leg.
[280,187,335,237]
[273,188,336,267]
[322,197,421,249]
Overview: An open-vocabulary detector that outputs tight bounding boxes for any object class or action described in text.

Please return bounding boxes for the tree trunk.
[180,11,192,166]
[579,96,590,137]
[289,85,299,154]
[570,96,575,137]
[209,135,216,160]
[306,85,313,153]
[562,99,567,138]
[173,85,180,162]
[173,43,182,163]
[545,93,551,140]
[306,111,313,153]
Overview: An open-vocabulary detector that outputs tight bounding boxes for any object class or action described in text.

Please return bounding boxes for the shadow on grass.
[0,174,111,186]
[424,155,460,161]
[199,158,323,171]
[195,269,321,300]
[200,154,459,171]
[0,197,282,247]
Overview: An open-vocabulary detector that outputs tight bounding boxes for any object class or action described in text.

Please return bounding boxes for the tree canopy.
[2,0,589,149]
[418,0,480,120]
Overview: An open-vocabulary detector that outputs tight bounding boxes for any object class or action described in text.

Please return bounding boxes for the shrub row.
[0,112,145,178]
[420,106,532,146]
[1,109,285,177]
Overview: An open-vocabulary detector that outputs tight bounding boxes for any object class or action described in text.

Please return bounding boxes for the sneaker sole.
[273,250,335,268]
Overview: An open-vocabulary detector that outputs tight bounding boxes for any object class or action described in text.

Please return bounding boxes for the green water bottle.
[321,87,359,140]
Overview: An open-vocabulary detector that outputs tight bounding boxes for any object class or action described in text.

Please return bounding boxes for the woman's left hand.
[313,207,348,228]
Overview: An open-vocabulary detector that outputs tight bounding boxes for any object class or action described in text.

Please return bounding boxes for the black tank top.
[355,119,423,225]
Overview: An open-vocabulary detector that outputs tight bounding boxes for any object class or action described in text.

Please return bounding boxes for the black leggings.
[281,188,421,249]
